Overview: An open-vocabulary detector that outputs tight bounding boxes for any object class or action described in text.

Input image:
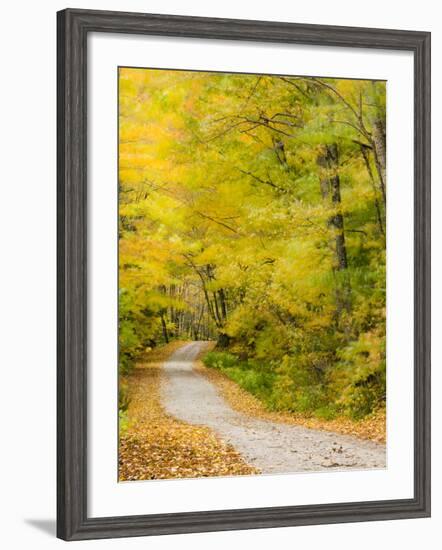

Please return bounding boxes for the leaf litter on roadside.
[119,342,258,481]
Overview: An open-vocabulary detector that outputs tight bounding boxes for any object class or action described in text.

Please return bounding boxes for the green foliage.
[203,350,333,415]
[119,380,131,412]
[203,352,276,403]
[118,380,131,436]
[334,329,386,418]
[118,288,164,375]
[203,351,238,370]
[119,409,131,437]
[203,345,383,420]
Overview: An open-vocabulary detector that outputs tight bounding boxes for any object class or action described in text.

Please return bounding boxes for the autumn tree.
[118,68,386,419]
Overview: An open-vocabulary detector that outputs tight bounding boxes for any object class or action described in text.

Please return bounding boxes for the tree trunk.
[371,117,386,206]
[218,288,228,321]
[317,144,349,271]
[217,332,230,349]
[360,144,385,236]
[212,292,222,326]
[330,176,348,271]
[160,313,169,343]
[317,143,351,316]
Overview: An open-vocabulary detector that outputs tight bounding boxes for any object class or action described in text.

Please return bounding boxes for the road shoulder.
[119,341,258,481]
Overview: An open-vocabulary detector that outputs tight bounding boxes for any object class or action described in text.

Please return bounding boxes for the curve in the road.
[161,341,386,474]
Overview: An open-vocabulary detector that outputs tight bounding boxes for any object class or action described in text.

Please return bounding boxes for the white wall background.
[0,0,439,548]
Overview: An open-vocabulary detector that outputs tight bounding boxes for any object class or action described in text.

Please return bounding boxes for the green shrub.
[203,352,276,402]
[314,405,338,420]
[119,409,130,437]
[333,329,386,419]
[203,351,238,370]
[203,332,386,420]
[226,367,275,401]
[119,381,131,412]
[118,380,131,437]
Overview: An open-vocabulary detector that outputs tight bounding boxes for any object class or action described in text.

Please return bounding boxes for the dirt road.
[161,342,386,474]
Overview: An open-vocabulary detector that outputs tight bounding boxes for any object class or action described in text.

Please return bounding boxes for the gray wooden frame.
[57,8,431,541]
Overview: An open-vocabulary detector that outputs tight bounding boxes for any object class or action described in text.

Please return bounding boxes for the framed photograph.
[57,8,430,541]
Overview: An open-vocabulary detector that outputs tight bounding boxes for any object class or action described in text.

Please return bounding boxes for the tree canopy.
[118,68,386,420]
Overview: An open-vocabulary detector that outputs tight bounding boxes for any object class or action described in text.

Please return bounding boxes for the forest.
[118,68,386,423]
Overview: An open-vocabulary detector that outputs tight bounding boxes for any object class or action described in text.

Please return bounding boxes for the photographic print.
[57,10,431,539]
[118,67,387,482]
